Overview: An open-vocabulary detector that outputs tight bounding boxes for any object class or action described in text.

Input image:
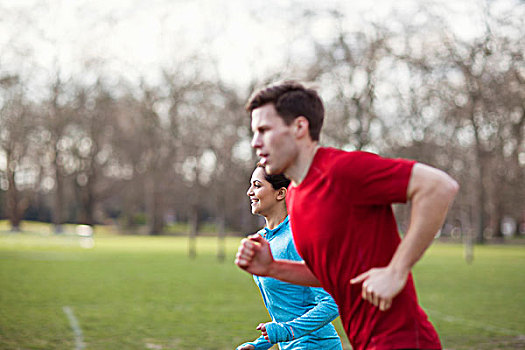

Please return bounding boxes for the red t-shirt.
[287,147,441,350]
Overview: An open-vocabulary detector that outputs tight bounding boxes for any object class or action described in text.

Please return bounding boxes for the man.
[235,81,459,350]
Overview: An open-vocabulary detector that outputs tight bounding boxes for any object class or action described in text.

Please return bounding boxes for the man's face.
[251,103,298,175]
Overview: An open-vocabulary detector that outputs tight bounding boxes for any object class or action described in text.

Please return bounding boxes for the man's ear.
[294,116,309,139]
[276,187,287,201]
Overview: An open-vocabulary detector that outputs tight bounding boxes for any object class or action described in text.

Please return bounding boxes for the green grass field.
[0,222,524,349]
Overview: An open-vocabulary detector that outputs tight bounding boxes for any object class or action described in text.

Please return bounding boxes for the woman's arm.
[263,287,339,343]
[236,334,273,350]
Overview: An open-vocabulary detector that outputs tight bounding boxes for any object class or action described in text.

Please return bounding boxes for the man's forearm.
[391,163,459,273]
[268,260,322,287]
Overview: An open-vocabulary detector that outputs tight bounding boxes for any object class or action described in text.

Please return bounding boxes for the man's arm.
[235,234,322,287]
[351,162,459,311]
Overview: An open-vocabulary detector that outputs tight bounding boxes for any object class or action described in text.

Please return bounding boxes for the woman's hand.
[256,322,270,341]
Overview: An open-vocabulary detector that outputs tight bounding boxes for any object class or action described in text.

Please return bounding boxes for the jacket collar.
[262,215,289,239]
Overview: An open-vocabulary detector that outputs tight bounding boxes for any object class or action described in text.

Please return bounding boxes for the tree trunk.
[461,206,474,263]
[147,177,164,235]
[217,214,226,263]
[188,205,198,259]
[474,161,486,244]
[471,104,486,244]
[6,164,21,232]
[491,196,504,239]
[53,165,64,234]
[5,150,30,232]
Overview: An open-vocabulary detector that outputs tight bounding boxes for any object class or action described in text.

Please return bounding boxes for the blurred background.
[0,0,523,242]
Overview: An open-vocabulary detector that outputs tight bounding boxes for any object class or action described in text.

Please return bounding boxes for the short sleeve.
[333,151,415,205]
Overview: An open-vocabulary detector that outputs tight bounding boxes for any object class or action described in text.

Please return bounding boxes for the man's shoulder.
[320,147,377,159]
[319,147,380,169]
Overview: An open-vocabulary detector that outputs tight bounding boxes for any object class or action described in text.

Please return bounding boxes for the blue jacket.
[237,216,342,350]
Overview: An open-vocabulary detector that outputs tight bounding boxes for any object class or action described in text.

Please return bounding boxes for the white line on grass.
[427,308,523,336]
[63,306,85,350]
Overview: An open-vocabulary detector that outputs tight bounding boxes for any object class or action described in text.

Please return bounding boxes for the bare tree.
[40,75,75,233]
[110,83,174,235]
[439,8,524,242]
[383,1,525,242]
[311,25,392,151]
[0,75,34,231]
[66,80,126,226]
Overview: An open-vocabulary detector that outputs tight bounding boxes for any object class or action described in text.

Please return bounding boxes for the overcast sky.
[0,0,503,88]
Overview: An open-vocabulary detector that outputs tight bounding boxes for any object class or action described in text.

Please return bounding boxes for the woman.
[236,164,342,350]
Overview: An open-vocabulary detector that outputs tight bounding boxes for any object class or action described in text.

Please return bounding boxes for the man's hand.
[350,265,408,311]
[236,344,255,350]
[256,322,270,342]
[351,163,458,312]
[235,234,274,276]
[236,234,322,287]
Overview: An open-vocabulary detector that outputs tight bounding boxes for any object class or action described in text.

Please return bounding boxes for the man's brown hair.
[246,81,324,141]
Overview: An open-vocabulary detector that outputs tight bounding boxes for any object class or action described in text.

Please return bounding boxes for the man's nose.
[251,134,261,148]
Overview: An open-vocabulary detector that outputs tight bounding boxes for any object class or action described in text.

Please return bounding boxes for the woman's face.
[246,167,279,217]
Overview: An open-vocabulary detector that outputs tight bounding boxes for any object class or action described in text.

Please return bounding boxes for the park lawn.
[0,231,274,350]
[0,223,524,349]
[414,243,525,349]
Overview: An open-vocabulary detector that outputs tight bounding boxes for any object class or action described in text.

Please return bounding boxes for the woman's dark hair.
[257,163,290,190]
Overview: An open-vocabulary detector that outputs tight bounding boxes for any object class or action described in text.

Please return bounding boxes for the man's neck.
[286,142,320,187]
